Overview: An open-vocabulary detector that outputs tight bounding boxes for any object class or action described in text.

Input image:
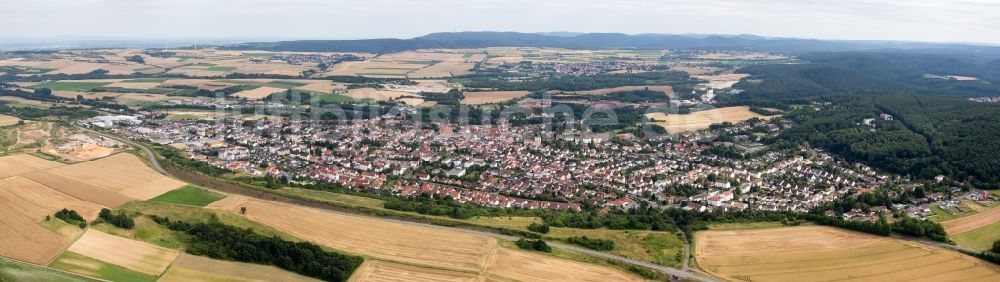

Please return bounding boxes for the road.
[87,127,718,282]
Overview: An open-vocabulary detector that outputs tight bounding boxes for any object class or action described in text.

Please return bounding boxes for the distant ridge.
[222,31,1000,57]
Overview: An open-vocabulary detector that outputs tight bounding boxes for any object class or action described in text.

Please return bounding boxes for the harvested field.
[349,260,479,282]
[567,85,674,96]
[114,93,172,102]
[25,153,183,202]
[0,115,19,127]
[160,254,321,282]
[209,196,495,272]
[66,229,179,275]
[943,205,1000,235]
[232,86,285,100]
[646,106,771,133]
[695,226,1000,282]
[485,248,643,282]
[23,170,135,207]
[159,79,233,91]
[209,196,642,281]
[0,154,64,179]
[343,88,415,101]
[48,251,156,282]
[461,91,530,105]
[295,82,344,93]
[0,167,105,265]
[53,91,121,100]
[45,63,107,75]
[0,176,105,220]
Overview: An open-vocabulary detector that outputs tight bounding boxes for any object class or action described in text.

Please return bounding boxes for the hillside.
[222,32,1000,55]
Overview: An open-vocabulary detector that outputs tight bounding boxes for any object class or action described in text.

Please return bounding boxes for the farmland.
[695,226,1000,281]
[48,252,156,282]
[943,205,1000,250]
[160,254,322,282]
[348,260,479,282]
[460,91,530,105]
[0,114,19,127]
[0,256,99,282]
[232,86,284,100]
[150,185,226,206]
[64,229,180,275]
[207,195,643,281]
[561,85,674,96]
[646,106,772,133]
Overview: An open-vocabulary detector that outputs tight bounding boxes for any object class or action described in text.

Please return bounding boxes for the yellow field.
[66,229,179,275]
[209,196,641,281]
[34,153,185,200]
[460,91,530,105]
[160,254,321,282]
[0,114,20,127]
[646,106,771,132]
[232,86,285,100]
[695,226,1000,282]
[0,174,106,265]
[343,88,416,101]
[349,260,479,282]
[692,73,750,89]
[0,154,64,179]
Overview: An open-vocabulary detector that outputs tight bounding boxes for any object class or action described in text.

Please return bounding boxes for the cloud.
[0,0,996,44]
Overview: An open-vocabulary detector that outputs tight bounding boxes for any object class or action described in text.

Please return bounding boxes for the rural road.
[88,127,719,282]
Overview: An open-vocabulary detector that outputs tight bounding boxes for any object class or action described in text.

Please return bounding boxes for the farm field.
[232,86,284,100]
[160,254,322,282]
[942,204,1000,234]
[692,73,751,89]
[348,260,479,282]
[65,229,180,276]
[0,256,99,282]
[695,226,1000,282]
[208,195,642,281]
[460,91,530,105]
[646,106,772,133]
[48,251,156,282]
[32,153,186,200]
[150,185,226,207]
[343,87,416,102]
[943,205,1000,250]
[0,114,19,127]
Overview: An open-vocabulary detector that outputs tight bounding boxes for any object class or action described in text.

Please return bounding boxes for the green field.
[31,81,111,91]
[310,93,355,104]
[265,80,307,88]
[0,256,99,282]
[151,185,226,207]
[91,216,185,249]
[48,252,156,282]
[123,78,169,83]
[952,221,1000,250]
[206,66,236,72]
[929,203,978,222]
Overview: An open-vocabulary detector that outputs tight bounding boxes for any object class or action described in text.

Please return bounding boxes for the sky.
[1,0,999,44]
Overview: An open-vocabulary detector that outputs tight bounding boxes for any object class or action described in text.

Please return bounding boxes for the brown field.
[943,205,1000,234]
[209,196,639,281]
[25,153,184,202]
[343,88,416,101]
[0,176,105,220]
[565,85,674,96]
[460,91,531,105]
[160,79,234,91]
[45,62,107,75]
[646,106,771,133]
[67,229,179,275]
[487,248,644,282]
[104,81,162,89]
[114,93,172,102]
[349,260,479,282]
[0,114,19,127]
[160,253,321,282]
[209,196,494,272]
[0,154,64,179]
[0,174,106,265]
[0,96,53,108]
[695,226,1000,282]
[295,82,345,93]
[24,170,135,207]
[232,86,285,100]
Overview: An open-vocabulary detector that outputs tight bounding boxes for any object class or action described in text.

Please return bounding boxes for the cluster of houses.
[101,111,906,214]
